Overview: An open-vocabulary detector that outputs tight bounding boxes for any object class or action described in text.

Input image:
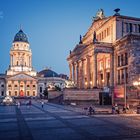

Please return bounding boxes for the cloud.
[0,11,3,19]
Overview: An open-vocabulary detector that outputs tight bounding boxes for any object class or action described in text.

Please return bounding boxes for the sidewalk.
[65,104,138,116]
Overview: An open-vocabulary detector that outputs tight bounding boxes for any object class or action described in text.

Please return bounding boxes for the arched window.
[40,87,42,93]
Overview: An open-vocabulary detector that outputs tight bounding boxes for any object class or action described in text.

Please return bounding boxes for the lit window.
[27,91,30,96]
[15,91,18,96]
[33,91,36,96]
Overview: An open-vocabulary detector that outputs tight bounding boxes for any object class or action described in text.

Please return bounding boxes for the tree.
[55,85,61,91]
[43,87,48,99]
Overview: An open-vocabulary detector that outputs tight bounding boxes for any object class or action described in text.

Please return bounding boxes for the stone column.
[93,52,97,88]
[110,53,114,87]
[76,62,79,88]
[86,56,90,88]
[110,52,114,105]
[24,81,26,96]
[81,59,85,88]
[69,63,72,81]
[72,63,75,83]
[18,81,20,96]
[74,63,77,85]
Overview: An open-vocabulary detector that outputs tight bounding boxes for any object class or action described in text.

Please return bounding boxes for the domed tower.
[6,29,37,76]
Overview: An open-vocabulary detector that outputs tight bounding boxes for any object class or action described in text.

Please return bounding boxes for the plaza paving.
[0,101,140,140]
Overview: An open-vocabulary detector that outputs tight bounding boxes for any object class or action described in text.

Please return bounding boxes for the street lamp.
[133,78,140,98]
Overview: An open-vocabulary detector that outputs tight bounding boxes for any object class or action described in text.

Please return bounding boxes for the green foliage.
[43,87,48,98]
[55,85,61,91]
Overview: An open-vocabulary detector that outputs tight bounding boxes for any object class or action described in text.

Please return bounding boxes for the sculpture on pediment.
[93,9,105,21]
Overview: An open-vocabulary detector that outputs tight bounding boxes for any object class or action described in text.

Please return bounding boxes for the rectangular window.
[40,87,42,93]
[129,23,132,32]
[138,24,140,33]
[125,53,128,65]
[118,70,120,84]
[33,91,36,96]
[118,56,120,67]
[27,91,30,96]
[15,91,18,96]
[126,23,129,32]
[1,91,4,96]
[121,54,124,66]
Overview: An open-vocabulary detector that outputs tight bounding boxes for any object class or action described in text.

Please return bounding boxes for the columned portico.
[93,52,98,88]
[86,56,90,88]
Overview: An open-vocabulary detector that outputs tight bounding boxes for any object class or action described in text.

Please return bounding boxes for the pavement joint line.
[45,103,140,139]
[15,106,34,140]
[33,104,99,140]
[90,115,140,137]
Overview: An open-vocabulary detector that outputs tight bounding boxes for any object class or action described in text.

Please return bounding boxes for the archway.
[20,90,24,96]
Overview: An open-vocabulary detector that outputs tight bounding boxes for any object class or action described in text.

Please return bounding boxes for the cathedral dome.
[38,69,59,78]
[13,29,28,43]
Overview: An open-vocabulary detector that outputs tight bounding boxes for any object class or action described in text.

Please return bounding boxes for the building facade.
[0,29,66,97]
[67,9,140,101]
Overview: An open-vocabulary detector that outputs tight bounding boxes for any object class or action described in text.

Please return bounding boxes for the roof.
[38,69,59,78]
[13,29,28,43]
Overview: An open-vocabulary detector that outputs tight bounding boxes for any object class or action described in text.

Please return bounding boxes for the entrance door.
[20,90,24,96]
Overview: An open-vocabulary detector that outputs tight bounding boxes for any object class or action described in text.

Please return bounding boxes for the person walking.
[41,101,44,109]
[29,100,32,108]
[17,101,20,109]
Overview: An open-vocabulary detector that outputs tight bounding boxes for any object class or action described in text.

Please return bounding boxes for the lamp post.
[124,68,127,108]
[133,78,140,98]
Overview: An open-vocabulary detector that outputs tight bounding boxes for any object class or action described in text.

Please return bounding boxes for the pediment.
[7,73,36,81]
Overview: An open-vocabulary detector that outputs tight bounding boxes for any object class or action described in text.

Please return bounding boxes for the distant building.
[0,29,66,97]
[37,68,65,93]
[67,9,140,102]
[59,74,69,80]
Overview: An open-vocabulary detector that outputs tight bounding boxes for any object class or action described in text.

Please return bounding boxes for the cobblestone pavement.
[0,101,140,140]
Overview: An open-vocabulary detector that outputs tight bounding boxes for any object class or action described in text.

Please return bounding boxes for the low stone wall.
[48,91,63,99]
[63,89,100,105]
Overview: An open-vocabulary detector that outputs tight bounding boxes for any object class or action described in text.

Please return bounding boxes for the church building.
[0,29,66,97]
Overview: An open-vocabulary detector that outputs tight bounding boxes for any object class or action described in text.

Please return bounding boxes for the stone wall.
[63,89,100,104]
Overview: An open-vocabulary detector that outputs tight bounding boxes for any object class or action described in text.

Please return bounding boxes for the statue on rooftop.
[93,9,105,21]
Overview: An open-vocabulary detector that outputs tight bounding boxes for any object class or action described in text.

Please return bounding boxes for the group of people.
[112,103,130,114]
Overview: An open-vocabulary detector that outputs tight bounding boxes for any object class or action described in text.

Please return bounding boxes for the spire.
[79,35,82,44]
[19,24,23,32]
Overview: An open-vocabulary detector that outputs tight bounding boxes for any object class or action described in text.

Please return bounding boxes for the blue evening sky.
[0,0,139,75]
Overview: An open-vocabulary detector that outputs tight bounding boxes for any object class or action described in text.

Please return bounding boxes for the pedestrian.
[112,105,115,114]
[115,103,119,114]
[29,100,32,108]
[17,101,20,109]
[122,106,126,113]
[41,101,44,109]
[88,105,95,115]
